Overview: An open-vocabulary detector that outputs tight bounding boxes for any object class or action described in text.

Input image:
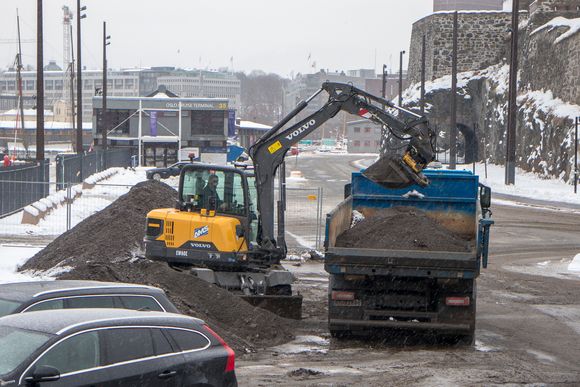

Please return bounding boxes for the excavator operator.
[201,174,227,211]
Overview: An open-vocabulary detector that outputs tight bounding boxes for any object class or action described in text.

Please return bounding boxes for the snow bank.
[531,16,580,44]
[568,254,580,272]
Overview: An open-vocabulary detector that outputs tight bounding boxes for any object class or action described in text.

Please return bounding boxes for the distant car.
[0,280,180,318]
[146,161,191,180]
[0,309,237,386]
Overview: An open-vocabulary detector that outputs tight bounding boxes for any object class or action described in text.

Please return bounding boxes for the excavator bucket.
[362,155,429,189]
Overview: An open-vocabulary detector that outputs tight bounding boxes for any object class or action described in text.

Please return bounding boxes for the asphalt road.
[237,153,580,386]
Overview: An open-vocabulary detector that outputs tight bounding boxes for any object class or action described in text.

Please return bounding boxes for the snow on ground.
[0,244,47,284]
[568,254,580,273]
[470,162,580,206]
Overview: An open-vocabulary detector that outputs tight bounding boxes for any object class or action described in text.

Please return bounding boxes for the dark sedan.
[0,308,237,386]
[0,280,180,317]
[146,162,191,180]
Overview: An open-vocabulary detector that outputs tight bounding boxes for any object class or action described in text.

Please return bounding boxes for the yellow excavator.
[144,82,435,319]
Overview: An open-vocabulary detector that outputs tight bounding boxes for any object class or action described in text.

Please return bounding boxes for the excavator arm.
[249,82,435,260]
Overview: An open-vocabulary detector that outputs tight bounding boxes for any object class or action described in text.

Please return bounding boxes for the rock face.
[399,2,580,182]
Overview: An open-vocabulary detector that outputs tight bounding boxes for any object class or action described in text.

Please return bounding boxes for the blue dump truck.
[324,169,493,343]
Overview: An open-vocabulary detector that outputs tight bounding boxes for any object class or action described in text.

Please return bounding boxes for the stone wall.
[408,12,517,84]
[529,0,580,25]
[521,16,580,104]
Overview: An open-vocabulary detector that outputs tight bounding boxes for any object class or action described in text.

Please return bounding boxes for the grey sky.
[0,1,433,78]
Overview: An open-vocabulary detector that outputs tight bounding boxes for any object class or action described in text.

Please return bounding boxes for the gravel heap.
[335,206,472,252]
[20,180,294,352]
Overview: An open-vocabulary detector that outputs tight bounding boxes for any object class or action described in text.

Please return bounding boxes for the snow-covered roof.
[0,109,53,116]
[238,120,271,130]
[531,16,580,44]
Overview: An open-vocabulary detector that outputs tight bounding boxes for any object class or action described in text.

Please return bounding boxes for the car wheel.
[152,173,161,180]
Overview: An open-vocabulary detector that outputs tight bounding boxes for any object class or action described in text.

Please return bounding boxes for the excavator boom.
[249,82,435,258]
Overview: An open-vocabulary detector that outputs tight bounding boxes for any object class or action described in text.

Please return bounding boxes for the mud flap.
[241,294,303,320]
[362,155,429,189]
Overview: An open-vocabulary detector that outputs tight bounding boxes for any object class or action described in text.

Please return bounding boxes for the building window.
[84,80,92,89]
[364,127,371,133]
[125,79,134,89]
[45,80,54,90]
[54,80,63,90]
[375,140,380,147]
[354,140,360,147]
[364,140,371,147]
[114,79,123,89]
[354,127,361,133]
[191,110,226,136]
[26,80,34,90]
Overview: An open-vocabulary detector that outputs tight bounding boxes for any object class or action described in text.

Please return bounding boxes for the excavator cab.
[146,164,258,270]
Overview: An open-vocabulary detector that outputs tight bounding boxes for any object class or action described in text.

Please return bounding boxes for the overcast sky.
[0,1,434,78]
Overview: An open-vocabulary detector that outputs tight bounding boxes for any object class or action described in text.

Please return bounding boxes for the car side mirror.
[479,184,491,210]
[235,224,245,238]
[25,365,61,384]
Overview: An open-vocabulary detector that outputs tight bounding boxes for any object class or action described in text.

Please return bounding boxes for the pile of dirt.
[20,180,294,352]
[335,206,471,252]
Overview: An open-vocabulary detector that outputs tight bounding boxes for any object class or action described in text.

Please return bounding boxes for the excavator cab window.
[181,168,247,217]
[246,175,259,244]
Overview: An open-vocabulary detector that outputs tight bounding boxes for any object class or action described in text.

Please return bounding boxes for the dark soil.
[20,180,294,353]
[335,206,471,252]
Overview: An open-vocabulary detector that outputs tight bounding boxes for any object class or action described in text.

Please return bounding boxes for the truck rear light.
[203,324,235,373]
[445,296,470,306]
[331,291,355,301]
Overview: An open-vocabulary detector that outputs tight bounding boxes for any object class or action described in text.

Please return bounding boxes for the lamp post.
[36,0,44,162]
[575,116,578,194]
[102,21,110,152]
[398,50,406,107]
[76,0,86,154]
[381,64,387,99]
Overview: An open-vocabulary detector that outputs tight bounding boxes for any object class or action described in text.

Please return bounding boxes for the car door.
[164,328,221,386]
[100,327,182,387]
[24,330,110,387]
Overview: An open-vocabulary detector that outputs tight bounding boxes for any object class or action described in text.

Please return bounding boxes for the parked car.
[0,309,237,386]
[0,280,179,317]
[146,161,191,180]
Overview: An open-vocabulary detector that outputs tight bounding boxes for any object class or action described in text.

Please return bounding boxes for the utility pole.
[505,0,520,185]
[76,0,86,154]
[420,35,426,114]
[16,11,26,143]
[449,11,458,170]
[398,50,406,106]
[575,116,578,194]
[69,24,75,147]
[36,0,44,162]
[381,64,387,99]
[102,21,110,151]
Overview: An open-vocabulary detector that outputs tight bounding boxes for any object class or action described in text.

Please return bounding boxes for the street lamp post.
[76,0,86,154]
[575,116,578,194]
[381,64,387,99]
[398,50,406,107]
[102,21,111,152]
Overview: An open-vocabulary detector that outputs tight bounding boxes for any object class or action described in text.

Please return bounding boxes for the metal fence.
[278,186,324,252]
[0,161,49,217]
[56,149,132,190]
[0,175,324,254]
[0,181,136,236]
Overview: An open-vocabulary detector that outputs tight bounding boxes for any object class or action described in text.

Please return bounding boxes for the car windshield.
[0,326,51,376]
[0,298,21,318]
